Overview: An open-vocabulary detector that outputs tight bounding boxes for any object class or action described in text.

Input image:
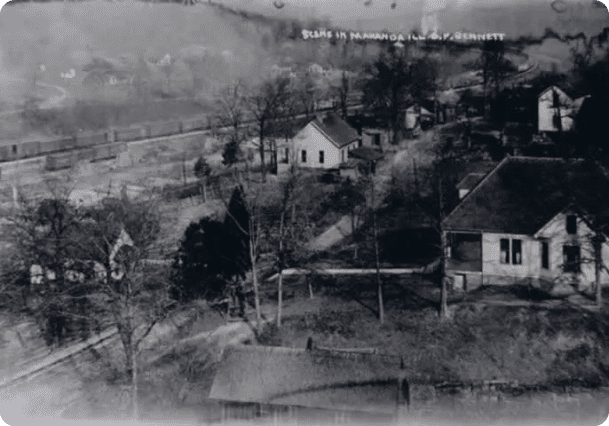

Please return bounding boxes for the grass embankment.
[258,274,609,389]
[62,303,229,422]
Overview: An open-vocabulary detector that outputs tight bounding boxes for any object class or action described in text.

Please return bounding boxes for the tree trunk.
[439,231,449,320]
[277,271,283,328]
[132,345,139,420]
[371,179,384,323]
[438,171,449,320]
[259,125,266,182]
[308,275,314,299]
[277,211,285,328]
[250,237,262,331]
[595,236,603,308]
[374,215,384,324]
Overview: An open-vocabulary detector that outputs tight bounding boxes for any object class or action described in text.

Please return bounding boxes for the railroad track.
[0,101,364,174]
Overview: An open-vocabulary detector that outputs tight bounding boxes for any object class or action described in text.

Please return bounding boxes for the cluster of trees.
[0,182,174,418]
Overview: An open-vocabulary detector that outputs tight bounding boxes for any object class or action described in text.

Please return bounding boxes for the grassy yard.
[257,274,609,389]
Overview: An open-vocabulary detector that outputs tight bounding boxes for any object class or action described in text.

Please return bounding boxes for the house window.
[301,150,306,163]
[563,245,581,273]
[566,215,577,234]
[500,239,510,264]
[512,239,522,265]
[358,139,362,148]
[11,145,17,155]
[319,150,324,164]
[541,241,549,270]
[284,148,289,164]
[373,134,381,146]
[500,238,522,265]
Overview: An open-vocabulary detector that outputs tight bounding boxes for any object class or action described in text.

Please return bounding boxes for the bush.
[257,323,282,347]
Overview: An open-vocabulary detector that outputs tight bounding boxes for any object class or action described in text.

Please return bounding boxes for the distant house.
[405,105,434,131]
[208,344,409,424]
[282,113,361,172]
[442,156,609,294]
[339,147,384,180]
[347,115,390,149]
[537,86,588,133]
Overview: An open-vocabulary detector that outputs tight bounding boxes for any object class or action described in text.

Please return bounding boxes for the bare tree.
[2,183,176,420]
[335,70,351,119]
[216,80,248,139]
[79,193,176,420]
[246,75,293,181]
[271,163,301,327]
[358,168,386,323]
[220,172,275,332]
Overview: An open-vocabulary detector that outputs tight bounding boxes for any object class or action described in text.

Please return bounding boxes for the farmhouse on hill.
[208,344,409,424]
[280,112,361,172]
[442,156,609,294]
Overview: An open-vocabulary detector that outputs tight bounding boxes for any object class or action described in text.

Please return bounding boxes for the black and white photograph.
[0,0,609,425]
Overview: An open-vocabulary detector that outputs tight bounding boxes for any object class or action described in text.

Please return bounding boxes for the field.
[258,274,609,388]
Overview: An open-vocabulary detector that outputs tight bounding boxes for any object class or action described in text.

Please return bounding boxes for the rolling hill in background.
[0,0,607,109]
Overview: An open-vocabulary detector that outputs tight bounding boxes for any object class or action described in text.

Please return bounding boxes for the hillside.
[0,1,276,105]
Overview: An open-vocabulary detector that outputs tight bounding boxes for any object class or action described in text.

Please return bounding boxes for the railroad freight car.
[0,144,18,162]
[91,143,121,162]
[148,121,182,138]
[46,152,75,171]
[55,137,77,152]
[39,139,59,155]
[76,132,107,148]
[114,127,145,142]
[76,148,95,162]
[20,141,42,158]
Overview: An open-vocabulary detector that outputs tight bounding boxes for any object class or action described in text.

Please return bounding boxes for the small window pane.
[566,215,577,234]
[500,239,510,264]
[319,150,324,164]
[563,245,581,273]
[541,242,549,270]
[301,150,307,163]
[512,239,522,265]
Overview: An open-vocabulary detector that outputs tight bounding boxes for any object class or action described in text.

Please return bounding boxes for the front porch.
[446,231,482,273]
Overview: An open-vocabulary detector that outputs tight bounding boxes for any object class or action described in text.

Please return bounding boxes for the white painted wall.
[476,213,609,289]
[536,212,609,288]
[482,232,538,280]
[288,123,358,169]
